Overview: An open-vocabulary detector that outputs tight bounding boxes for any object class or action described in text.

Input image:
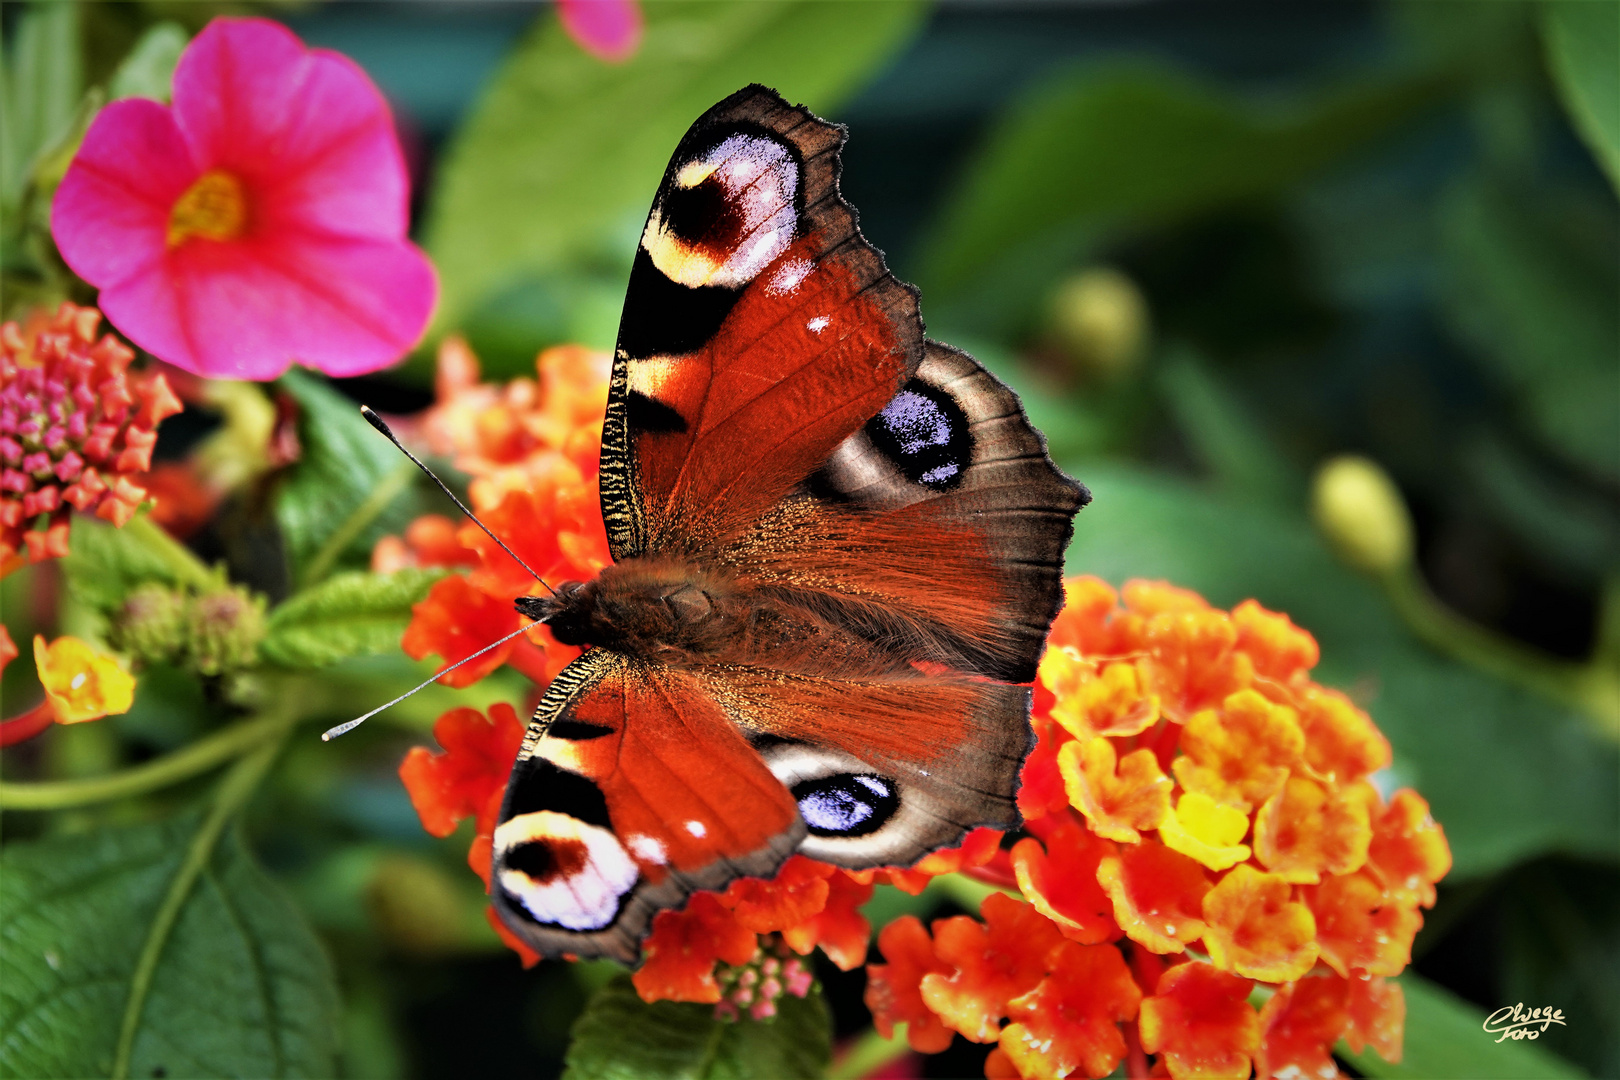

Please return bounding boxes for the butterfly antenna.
[321,622,537,741]
[359,406,558,598]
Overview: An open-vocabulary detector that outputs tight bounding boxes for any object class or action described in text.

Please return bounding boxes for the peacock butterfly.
[490,85,1087,963]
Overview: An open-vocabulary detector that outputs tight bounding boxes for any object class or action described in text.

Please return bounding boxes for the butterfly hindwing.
[491,649,804,964]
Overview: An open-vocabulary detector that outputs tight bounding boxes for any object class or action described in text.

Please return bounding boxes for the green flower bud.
[1044,267,1150,380]
[1312,455,1414,575]
[109,583,189,665]
[184,583,267,676]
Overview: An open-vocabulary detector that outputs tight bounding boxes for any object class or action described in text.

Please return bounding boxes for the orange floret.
[1047,576,1122,656]
[1231,599,1319,683]
[1135,606,1255,721]
[720,855,833,933]
[1200,865,1320,982]
[866,915,955,1054]
[1296,685,1392,783]
[1173,689,1304,812]
[634,891,758,1004]
[401,574,524,688]
[1061,736,1172,843]
[1303,867,1423,978]
[999,940,1142,1080]
[1343,976,1405,1063]
[1049,655,1160,739]
[1138,961,1258,1080]
[1011,819,1120,944]
[1096,839,1211,954]
[1252,776,1372,884]
[397,703,524,838]
[1018,711,1075,821]
[920,893,1066,1043]
[781,868,872,971]
[1255,972,1349,1080]
[1366,789,1451,908]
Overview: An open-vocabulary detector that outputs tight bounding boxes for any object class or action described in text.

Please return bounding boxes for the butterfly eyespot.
[866,382,972,491]
[791,773,899,837]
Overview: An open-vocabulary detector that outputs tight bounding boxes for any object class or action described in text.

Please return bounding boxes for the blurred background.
[3,2,1616,1077]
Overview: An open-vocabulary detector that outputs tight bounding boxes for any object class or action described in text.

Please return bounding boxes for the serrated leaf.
[61,512,212,612]
[425,0,926,354]
[563,975,831,1080]
[1342,974,1587,1079]
[914,64,1445,335]
[274,370,422,582]
[1542,1,1620,193]
[1439,176,1620,483]
[262,568,446,669]
[1063,462,1619,879]
[0,814,340,1079]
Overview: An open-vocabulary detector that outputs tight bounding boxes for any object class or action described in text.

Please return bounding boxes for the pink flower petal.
[51,100,200,290]
[557,0,643,63]
[99,231,436,380]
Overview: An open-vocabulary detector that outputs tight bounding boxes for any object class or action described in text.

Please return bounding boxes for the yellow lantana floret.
[34,635,135,723]
[1158,791,1251,871]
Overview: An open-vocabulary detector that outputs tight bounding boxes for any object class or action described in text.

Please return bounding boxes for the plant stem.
[110,734,286,1080]
[123,511,214,590]
[298,458,417,589]
[0,710,292,809]
[1383,565,1620,743]
[828,1027,910,1080]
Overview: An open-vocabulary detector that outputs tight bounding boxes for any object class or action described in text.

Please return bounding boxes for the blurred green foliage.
[2,1,1616,1078]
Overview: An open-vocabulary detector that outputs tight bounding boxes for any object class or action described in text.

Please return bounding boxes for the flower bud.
[184,583,267,676]
[109,582,189,665]
[1043,268,1150,380]
[1311,455,1413,575]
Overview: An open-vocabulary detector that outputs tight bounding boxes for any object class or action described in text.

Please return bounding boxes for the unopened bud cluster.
[712,935,815,1023]
[110,579,267,676]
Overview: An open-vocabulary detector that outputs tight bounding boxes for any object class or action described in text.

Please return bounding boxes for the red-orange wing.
[599,85,922,559]
[490,648,803,963]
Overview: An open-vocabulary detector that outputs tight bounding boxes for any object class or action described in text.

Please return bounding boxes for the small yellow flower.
[1158,791,1251,871]
[34,635,135,723]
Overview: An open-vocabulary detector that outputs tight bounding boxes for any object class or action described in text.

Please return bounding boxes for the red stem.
[0,700,57,747]
[1123,1019,1150,1080]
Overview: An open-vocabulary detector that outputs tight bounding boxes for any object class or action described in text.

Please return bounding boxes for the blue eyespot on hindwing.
[790,773,899,837]
[865,380,971,490]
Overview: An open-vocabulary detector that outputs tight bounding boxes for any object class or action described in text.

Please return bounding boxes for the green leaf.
[914,64,1447,333]
[563,974,831,1080]
[1063,462,1619,879]
[1341,974,1587,1079]
[1156,346,1299,507]
[425,0,926,352]
[274,370,423,583]
[262,568,446,669]
[1542,1,1620,193]
[107,22,188,103]
[1439,176,1620,482]
[61,512,213,612]
[0,814,340,1079]
[0,1,82,208]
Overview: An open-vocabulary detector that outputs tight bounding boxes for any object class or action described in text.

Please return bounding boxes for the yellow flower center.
[168,169,248,247]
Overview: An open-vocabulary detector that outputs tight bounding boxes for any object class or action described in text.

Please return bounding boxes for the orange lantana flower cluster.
[865,578,1450,1078]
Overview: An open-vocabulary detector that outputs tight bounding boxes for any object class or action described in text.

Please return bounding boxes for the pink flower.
[557,0,643,62]
[51,17,436,380]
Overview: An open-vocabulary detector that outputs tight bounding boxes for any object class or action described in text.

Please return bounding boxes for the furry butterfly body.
[493,86,1087,963]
